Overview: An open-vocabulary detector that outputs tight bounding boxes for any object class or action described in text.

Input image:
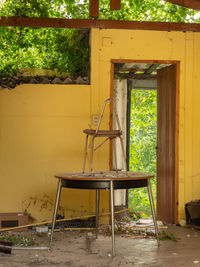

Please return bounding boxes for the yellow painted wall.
[0,84,103,221]
[90,28,200,222]
[0,28,200,223]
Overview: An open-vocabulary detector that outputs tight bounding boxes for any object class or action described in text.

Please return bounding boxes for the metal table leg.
[96,189,100,238]
[90,137,95,172]
[110,180,115,257]
[147,179,159,242]
[49,179,62,249]
[83,134,89,173]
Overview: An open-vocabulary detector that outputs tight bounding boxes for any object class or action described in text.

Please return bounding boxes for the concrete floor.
[0,225,200,266]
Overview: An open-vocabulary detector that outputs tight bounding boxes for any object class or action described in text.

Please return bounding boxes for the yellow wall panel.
[99,30,185,61]
[1,28,200,224]
[92,28,200,222]
[0,84,93,221]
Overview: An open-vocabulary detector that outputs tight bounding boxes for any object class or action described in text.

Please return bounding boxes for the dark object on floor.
[0,240,13,254]
[185,200,200,226]
[58,216,96,229]
[85,232,96,253]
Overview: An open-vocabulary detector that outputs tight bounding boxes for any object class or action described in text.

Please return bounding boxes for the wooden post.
[89,0,99,18]
[110,0,121,10]
[164,0,200,11]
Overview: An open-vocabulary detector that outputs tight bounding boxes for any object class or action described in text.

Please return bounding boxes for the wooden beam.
[0,17,200,32]
[164,0,200,11]
[144,63,160,74]
[112,59,180,64]
[115,73,157,79]
[130,79,157,90]
[118,67,146,72]
[89,0,99,18]
[110,0,121,10]
[114,63,125,72]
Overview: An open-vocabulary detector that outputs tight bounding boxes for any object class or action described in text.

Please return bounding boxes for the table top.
[55,171,154,181]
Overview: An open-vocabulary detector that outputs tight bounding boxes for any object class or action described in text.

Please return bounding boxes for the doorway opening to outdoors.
[112,60,179,224]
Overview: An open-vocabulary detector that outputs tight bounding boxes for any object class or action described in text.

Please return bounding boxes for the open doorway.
[128,86,157,217]
[112,60,179,224]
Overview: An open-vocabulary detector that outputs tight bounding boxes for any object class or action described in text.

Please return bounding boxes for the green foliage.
[0,0,199,78]
[0,0,199,22]
[99,0,199,22]
[0,0,89,18]
[0,234,35,247]
[0,26,89,77]
[129,89,157,215]
[104,224,156,238]
[0,0,90,78]
[159,231,179,242]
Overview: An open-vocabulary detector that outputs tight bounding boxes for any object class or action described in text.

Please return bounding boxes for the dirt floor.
[0,224,200,267]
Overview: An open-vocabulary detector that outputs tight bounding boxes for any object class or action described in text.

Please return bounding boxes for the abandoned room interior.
[0,0,200,266]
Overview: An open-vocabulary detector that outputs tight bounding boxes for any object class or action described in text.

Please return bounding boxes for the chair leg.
[96,189,100,238]
[49,179,62,249]
[147,179,159,241]
[83,135,89,173]
[110,180,115,257]
[90,136,95,172]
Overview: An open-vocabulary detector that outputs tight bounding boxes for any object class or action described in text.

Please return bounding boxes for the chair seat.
[83,129,122,137]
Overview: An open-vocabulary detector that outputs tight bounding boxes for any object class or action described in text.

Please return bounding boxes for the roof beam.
[116,73,157,80]
[164,0,200,11]
[144,63,160,74]
[114,63,125,73]
[89,0,99,18]
[0,17,200,32]
[110,0,121,10]
[131,79,157,90]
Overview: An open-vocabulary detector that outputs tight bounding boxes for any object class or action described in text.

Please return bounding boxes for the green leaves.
[0,0,198,21]
[98,0,199,22]
[0,0,199,79]
[129,90,157,172]
[159,231,179,242]
[129,90,157,215]
[0,26,89,77]
[0,0,90,18]
[0,234,35,247]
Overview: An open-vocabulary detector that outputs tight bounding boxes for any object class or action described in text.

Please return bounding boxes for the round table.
[49,171,158,257]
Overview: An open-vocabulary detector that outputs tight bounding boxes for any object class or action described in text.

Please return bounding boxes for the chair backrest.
[96,98,127,171]
[95,98,122,135]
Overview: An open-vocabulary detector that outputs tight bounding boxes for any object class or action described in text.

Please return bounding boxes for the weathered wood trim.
[115,74,157,80]
[0,17,200,32]
[110,0,121,10]
[89,0,99,18]
[112,59,181,64]
[164,0,200,11]
[175,61,180,224]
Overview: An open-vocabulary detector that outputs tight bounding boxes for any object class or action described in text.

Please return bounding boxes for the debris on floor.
[0,225,199,267]
[0,233,35,247]
[85,232,96,253]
